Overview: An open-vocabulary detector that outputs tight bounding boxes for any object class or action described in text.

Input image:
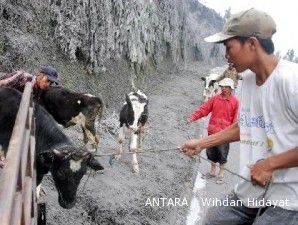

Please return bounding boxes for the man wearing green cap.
[180,8,298,224]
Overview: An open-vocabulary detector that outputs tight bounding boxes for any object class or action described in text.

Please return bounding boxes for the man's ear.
[247,37,259,51]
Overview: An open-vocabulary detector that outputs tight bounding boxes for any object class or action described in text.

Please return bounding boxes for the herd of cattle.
[0,72,218,209]
[0,85,148,209]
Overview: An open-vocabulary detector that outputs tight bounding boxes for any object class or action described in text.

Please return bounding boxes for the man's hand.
[186,118,192,125]
[179,139,203,157]
[0,79,8,87]
[249,158,273,187]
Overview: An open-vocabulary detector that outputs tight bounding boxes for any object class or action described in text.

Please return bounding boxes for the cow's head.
[201,73,220,102]
[50,146,103,209]
[125,90,148,132]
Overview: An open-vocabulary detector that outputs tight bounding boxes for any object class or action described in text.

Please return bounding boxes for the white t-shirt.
[235,59,298,210]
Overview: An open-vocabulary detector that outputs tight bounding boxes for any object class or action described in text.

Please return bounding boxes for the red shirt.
[188,94,239,135]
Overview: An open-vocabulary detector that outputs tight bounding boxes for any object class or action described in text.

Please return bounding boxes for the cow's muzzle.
[58,195,76,209]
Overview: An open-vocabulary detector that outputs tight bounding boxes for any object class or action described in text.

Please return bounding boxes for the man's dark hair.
[234,36,275,54]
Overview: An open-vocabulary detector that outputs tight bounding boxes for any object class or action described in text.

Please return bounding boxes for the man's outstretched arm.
[180,122,240,157]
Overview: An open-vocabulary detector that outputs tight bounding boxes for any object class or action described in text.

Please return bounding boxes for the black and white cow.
[0,87,104,209]
[201,73,220,102]
[116,90,148,173]
[39,86,103,151]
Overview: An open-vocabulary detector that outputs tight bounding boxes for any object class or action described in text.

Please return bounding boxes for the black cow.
[0,87,103,209]
[39,86,103,152]
[116,90,148,173]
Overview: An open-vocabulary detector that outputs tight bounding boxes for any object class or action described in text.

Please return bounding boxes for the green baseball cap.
[204,8,276,43]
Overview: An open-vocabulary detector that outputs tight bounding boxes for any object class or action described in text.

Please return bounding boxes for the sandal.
[216,175,224,184]
[202,172,216,179]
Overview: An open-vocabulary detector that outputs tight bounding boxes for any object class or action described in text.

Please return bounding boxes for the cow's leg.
[130,132,139,173]
[82,126,98,152]
[70,112,100,150]
[85,122,100,145]
[115,126,125,160]
[138,126,145,151]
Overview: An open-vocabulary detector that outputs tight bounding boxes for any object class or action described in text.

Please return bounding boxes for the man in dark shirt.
[0,66,58,167]
[0,65,58,93]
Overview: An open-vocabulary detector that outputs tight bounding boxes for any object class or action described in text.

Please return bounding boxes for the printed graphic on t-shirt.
[239,114,275,134]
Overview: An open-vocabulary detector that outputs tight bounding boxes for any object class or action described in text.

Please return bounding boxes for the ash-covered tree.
[223,7,231,21]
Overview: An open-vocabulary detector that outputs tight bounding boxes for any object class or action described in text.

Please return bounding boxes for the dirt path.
[41,63,215,225]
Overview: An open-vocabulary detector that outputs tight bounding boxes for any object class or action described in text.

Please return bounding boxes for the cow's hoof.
[129,148,138,153]
[85,143,97,153]
[114,154,121,160]
[132,165,139,173]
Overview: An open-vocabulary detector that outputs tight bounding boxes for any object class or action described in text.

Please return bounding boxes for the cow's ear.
[125,94,131,105]
[53,149,64,158]
[53,149,71,159]
[87,157,104,171]
[201,77,206,81]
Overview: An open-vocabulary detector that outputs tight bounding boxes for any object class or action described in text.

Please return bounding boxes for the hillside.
[0,0,224,108]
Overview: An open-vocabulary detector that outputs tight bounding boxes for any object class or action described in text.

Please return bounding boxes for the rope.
[254,178,272,221]
[94,147,179,158]
[94,146,252,182]
[80,169,93,193]
[196,153,250,182]
[97,123,261,184]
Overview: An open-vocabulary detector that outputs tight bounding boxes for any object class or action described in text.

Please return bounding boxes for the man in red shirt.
[187,78,239,184]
